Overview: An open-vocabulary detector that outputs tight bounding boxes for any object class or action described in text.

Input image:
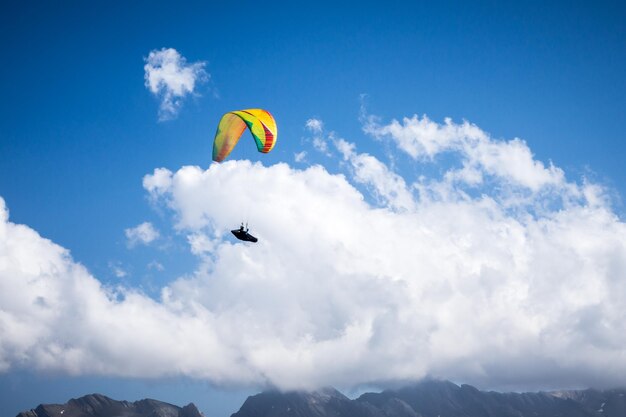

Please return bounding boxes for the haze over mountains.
[17,380,626,417]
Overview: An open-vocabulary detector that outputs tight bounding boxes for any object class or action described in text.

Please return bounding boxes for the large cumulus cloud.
[1,113,626,391]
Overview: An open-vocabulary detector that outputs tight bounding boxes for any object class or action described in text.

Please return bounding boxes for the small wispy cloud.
[294,151,307,163]
[147,260,164,272]
[144,48,208,121]
[108,261,128,278]
[305,118,324,133]
[125,222,159,248]
[305,118,332,156]
[334,138,415,211]
[363,114,565,193]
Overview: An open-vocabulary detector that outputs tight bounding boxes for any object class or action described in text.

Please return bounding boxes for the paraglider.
[212,109,277,243]
[212,109,277,162]
[231,223,258,243]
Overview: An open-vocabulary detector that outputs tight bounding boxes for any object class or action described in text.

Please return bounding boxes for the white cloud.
[144,48,208,121]
[125,222,159,247]
[147,261,164,272]
[305,118,332,155]
[312,137,330,154]
[143,167,173,197]
[187,233,218,256]
[364,114,566,193]
[108,261,128,278]
[305,118,324,133]
[140,159,626,390]
[1,112,626,392]
[294,151,307,163]
[335,138,415,211]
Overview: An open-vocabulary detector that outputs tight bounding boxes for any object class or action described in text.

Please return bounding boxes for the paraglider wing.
[212,109,277,162]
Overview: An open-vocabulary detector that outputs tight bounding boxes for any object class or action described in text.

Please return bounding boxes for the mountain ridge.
[230,380,626,417]
[16,393,203,417]
[15,380,626,417]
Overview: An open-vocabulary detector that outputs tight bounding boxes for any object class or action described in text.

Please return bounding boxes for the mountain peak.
[16,394,202,417]
[230,387,391,417]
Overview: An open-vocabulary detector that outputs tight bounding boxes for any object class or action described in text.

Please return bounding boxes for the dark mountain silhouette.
[230,380,626,417]
[16,393,203,417]
[15,380,626,417]
[227,387,418,417]
[355,379,626,417]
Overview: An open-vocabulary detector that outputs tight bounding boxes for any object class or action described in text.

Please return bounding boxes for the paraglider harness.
[231,223,258,242]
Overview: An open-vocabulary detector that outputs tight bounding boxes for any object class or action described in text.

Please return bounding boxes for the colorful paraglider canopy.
[212,109,277,162]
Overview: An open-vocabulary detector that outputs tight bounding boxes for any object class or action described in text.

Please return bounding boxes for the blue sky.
[2,1,626,417]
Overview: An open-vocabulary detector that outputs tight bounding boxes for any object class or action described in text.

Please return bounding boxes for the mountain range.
[16,380,626,417]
